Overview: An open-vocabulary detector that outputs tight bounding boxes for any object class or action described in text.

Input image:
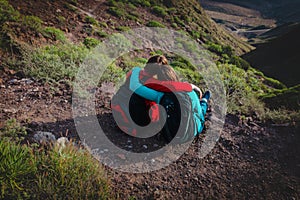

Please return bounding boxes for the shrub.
[43,27,66,42]
[99,21,108,28]
[0,0,20,25]
[57,15,66,26]
[21,15,43,31]
[108,7,126,18]
[21,43,89,83]
[191,30,201,39]
[173,16,185,27]
[83,37,100,49]
[127,0,151,7]
[106,0,118,7]
[116,26,131,32]
[218,63,260,115]
[146,20,165,28]
[151,5,167,17]
[100,63,125,83]
[127,13,139,21]
[85,16,99,26]
[95,30,108,38]
[229,55,251,70]
[206,42,223,55]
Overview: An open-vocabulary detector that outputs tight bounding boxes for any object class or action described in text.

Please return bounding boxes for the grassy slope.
[160,0,253,54]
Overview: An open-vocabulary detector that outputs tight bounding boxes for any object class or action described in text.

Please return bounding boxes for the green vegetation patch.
[83,37,100,49]
[146,20,165,28]
[108,6,126,18]
[21,15,43,31]
[116,26,131,32]
[0,0,20,25]
[0,140,36,199]
[21,43,89,83]
[0,130,111,199]
[42,27,66,42]
[151,5,167,17]
[0,118,27,143]
[85,16,99,26]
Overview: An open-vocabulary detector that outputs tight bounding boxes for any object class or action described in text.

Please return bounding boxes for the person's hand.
[191,84,202,98]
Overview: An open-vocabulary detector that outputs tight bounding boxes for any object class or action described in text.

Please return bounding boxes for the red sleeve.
[144,78,192,92]
[129,69,192,92]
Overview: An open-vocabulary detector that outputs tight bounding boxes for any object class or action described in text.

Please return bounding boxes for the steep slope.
[6,0,253,55]
[242,23,300,87]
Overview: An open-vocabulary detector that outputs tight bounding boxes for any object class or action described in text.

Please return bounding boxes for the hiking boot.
[202,91,210,102]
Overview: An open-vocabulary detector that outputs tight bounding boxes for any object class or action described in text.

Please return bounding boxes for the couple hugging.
[111,55,210,143]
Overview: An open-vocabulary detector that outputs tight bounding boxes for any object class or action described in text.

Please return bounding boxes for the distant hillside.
[200,0,300,24]
[199,0,300,43]
[242,23,300,87]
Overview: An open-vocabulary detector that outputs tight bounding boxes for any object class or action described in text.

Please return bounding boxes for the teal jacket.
[129,67,207,136]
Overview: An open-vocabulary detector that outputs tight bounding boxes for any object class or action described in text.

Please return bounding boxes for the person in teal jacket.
[128,56,210,136]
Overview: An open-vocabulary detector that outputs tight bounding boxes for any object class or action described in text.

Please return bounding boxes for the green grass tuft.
[0,138,112,199]
[0,119,27,143]
[0,140,36,199]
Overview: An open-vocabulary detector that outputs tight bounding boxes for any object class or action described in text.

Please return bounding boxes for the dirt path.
[0,70,299,199]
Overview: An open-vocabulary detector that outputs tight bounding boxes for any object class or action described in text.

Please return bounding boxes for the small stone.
[153,144,159,147]
[21,78,33,84]
[8,79,18,84]
[56,137,69,150]
[103,149,108,152]
[143,145,148,149]
[3,108,18,114]
[34,131,56,144]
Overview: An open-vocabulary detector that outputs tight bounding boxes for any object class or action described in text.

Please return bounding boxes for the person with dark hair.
[111,55,210,142]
